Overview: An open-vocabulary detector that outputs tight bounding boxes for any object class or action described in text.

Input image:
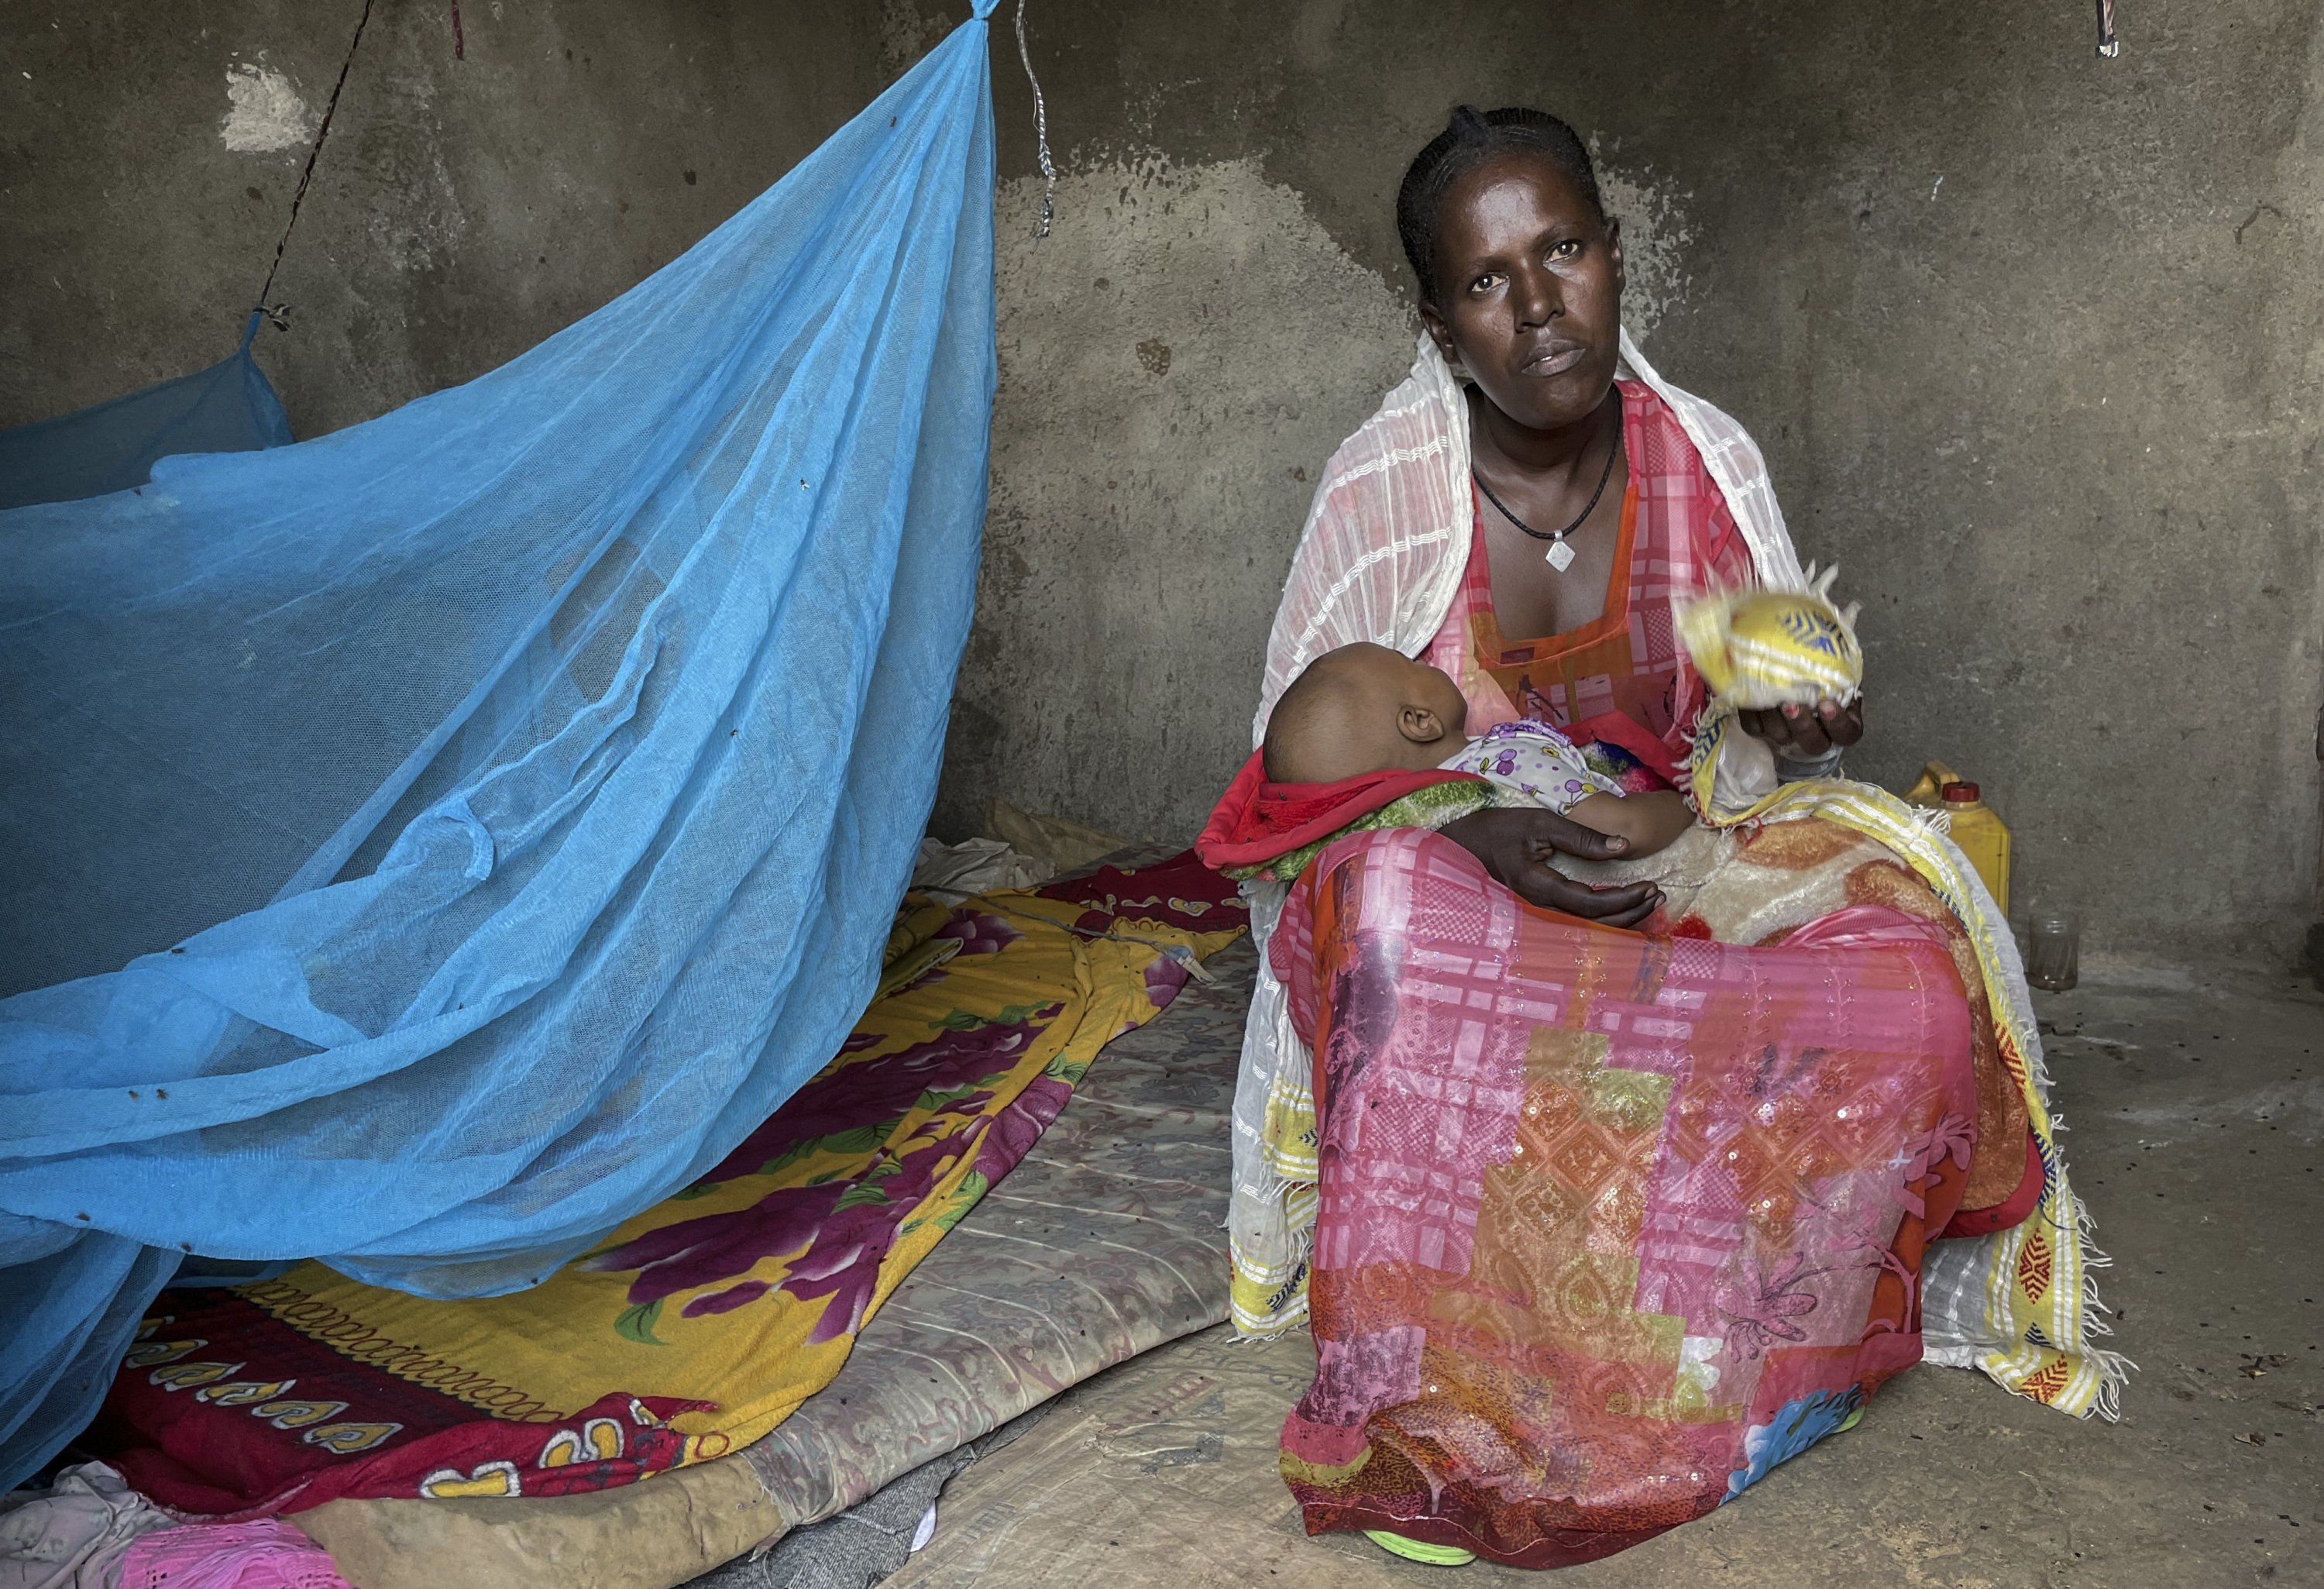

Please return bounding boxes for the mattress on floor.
[299,933,1255,1589]
[737,933,1252,1525]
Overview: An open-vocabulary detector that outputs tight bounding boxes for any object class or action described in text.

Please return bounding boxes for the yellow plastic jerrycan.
[1903,760,2011,915]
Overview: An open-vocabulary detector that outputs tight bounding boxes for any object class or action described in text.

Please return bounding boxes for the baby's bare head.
[1262,644,1470,784]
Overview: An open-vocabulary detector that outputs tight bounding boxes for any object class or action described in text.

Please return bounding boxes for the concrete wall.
[5,1,2319,961]
[0,0,893,437]
[937,0,2324,964]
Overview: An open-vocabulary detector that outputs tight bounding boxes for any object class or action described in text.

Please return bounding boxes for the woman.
[1212,108,2120,1568]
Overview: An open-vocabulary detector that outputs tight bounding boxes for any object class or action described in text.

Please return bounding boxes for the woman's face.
[1418,153,1624,434]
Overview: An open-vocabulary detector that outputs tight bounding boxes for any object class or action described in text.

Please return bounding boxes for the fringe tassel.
[1229,1156,1317,1338]
[2071,1181,2137,1419]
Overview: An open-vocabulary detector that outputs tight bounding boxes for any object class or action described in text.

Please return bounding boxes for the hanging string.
[2094,0,2120,57]
[1014,0,1055,238]
[253,0,376,326]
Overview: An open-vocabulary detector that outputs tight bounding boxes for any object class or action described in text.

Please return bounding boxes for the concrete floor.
[889,964,2323,1587]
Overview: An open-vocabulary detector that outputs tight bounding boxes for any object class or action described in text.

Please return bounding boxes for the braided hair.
[1395,105,1605,305]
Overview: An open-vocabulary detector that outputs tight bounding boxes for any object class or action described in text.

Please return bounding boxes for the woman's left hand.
[1736,697,1864,760]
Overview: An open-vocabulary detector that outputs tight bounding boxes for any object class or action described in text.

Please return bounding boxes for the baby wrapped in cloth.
[1219,641,1697,883]
[1197,579,1868,906]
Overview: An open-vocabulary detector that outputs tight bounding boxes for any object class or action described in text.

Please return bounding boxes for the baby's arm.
[1564,789,1695,857]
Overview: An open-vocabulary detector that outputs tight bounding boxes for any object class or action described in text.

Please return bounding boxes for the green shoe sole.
[1364,1529,1477,1567]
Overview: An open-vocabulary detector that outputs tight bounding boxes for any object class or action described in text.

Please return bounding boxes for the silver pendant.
[1545,538,1576,573]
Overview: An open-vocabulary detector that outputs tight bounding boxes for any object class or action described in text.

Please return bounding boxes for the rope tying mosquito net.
[0,2,1000,1488]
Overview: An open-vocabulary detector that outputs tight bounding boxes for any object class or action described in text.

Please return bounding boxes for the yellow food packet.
[1676,565,1862,710]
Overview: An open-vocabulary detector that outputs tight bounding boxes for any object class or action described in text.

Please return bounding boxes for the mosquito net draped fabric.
[0,312,294,513]
[0,8,1000,1488]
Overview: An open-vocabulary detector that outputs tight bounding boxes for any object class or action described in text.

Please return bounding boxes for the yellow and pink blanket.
[87,855,1245,1516]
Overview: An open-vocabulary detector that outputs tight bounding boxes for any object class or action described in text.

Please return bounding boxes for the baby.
[1262,642,1695,857]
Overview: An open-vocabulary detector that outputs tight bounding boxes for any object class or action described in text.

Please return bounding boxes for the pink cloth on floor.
[115,1523,348,1589]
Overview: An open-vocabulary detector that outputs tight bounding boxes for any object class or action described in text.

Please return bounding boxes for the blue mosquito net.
[0,3,999,1489]
[0,311,294,514]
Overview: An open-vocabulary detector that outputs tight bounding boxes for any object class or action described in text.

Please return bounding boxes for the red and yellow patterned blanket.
[87,855,1244,1517]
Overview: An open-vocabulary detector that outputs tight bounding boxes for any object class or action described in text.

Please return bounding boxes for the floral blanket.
[84,855,1245,1517]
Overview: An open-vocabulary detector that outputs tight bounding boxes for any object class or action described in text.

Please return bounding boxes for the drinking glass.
[2025,911,2078,992]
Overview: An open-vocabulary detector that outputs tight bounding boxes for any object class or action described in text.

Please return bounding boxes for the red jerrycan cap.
[1941,781,1980,803]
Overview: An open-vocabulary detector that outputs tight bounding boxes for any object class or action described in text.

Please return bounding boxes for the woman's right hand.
[1439,808,1663,928]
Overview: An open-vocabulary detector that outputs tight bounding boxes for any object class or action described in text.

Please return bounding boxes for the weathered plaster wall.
[934,0,2324,962]
[0,1,892,437]
[937,156,1415,846]
[5,2,2319,960]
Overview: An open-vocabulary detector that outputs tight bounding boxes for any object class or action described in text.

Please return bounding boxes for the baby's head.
[1262,643,1470,784]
